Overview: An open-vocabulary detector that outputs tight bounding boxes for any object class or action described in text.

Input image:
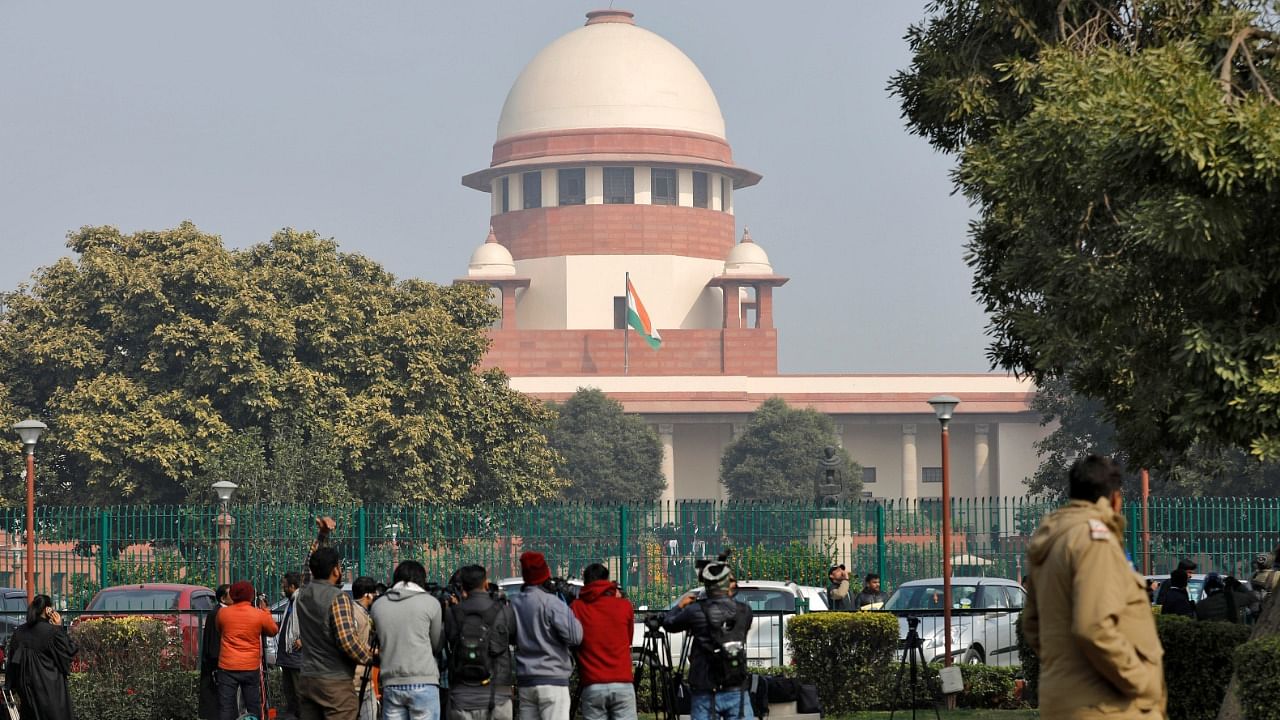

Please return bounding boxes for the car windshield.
[88,590,181,611]
[885,585,980,611]
[0,596,26,613]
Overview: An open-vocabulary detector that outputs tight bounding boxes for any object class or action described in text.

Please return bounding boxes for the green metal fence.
[4,497,1278,610]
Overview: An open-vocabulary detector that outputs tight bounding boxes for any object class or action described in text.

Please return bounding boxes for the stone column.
[755,285,774,329]
[902,424,918,500]
[833,424,845,448]
[500,286,518,330]
[722,283,741,329]
[658,423,676,504]
[974,424,992,499]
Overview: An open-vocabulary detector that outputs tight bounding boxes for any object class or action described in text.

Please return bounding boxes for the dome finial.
[741,227,753,244]
[585,9,635,25]
[486,226,498,244]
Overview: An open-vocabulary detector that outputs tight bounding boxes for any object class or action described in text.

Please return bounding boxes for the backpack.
[698,600,749,691]
[449,602,504,687]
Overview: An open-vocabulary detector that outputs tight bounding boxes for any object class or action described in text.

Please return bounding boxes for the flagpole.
[624,272,630,375]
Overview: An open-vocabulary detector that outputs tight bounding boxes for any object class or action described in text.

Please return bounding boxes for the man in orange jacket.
[218,580,280,720]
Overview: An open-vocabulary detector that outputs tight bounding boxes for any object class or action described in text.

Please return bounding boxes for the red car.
[77,583,217,668]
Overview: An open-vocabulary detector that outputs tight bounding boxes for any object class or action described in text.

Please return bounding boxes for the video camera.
[423,581,461,606]
[545,576,578,605]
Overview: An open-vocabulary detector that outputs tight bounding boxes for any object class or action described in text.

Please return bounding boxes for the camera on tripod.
[642,612,665,633]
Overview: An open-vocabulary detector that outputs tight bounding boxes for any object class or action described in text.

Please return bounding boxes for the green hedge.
[886,662,1026,711]
[1235,634,1280,720]
[1157,615,1251,720]
[1016,612,1252,720]
[787,611,899,712]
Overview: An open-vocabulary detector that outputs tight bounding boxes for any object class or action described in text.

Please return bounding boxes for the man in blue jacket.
[509,551,583,720]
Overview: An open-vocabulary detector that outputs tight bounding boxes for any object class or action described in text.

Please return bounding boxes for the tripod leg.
[889,641,911,720]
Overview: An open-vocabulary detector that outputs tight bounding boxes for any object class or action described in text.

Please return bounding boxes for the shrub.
[70,617,196,720]
[881,663,1026,711]
[1235,634,1280,720]
[735,541,836,589]
[1157,614,1251,720]
[788,611,898,712]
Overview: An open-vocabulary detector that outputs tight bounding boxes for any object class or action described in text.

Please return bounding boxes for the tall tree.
[720,397,861,503]
[892,2,1280,473]
[0,223,563,505]
[546,388,664,503]
[1030,375,1280,498]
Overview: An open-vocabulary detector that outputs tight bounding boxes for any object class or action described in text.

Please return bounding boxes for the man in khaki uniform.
[1023,455,1166,719]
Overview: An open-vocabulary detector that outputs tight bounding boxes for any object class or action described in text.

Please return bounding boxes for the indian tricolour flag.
[626,276,662,350]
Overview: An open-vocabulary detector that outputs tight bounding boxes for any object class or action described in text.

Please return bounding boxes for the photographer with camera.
[370,560,445,720]
[509,551,583,720]
[216,581,279,720]
[571,563,636,720]
[445,564,517,720]
[663,557,754,720]
[351,577,380,720]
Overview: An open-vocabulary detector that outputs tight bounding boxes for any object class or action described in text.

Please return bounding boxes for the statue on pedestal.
[816,446,846,508]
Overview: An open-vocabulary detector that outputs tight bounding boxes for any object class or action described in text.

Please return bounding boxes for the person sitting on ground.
[216,580,279,720]
[1160,568,1196,618]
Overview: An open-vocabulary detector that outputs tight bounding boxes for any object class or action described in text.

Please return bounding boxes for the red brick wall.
[491,128,734,166]
[480,328,778,376]
[491,204,736,261]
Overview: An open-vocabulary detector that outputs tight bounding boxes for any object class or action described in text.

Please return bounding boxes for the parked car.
[880,577,1024,667]
[633,581,828,668]
[78,583,217,668]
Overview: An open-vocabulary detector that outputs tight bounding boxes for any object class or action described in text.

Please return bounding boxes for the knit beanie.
[699,561,733,593]
[521,551,552,586]
[230,581,255,604]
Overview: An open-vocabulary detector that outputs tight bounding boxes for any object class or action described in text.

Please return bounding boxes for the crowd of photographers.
[200,538,757,720]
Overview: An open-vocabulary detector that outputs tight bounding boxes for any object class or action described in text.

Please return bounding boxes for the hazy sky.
[0,1,992,374]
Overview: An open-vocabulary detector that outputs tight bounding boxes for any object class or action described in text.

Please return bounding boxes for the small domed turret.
[723,227,773,275]
[468,227,516,277]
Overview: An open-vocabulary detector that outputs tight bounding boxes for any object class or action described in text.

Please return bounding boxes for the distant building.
[457,10,1044,500]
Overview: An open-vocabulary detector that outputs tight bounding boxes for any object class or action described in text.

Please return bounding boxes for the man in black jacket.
[1160,568,1196,618]
[663,560,754,720]
[199,584,233,720]
[445,564,518,720]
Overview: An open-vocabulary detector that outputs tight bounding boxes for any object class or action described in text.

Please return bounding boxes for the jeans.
[580,683,637,720]
[218,669,266,720]
[516,685,571,720]
[383,683,441,720]
[448,702,513,720]
[690,690,754,720]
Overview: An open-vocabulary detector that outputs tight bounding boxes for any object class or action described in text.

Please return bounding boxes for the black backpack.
[449,602,504,686]
[698,600,749,690]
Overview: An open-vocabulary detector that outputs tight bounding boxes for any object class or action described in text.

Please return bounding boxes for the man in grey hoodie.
[509,551,583,720]
[371,560,445,720]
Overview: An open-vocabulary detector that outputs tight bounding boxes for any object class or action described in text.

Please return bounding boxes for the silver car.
[882,576,1025,667]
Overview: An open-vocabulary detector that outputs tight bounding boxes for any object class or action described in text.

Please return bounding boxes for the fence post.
[875,502,886,583]
[98,508,110,591]
[357,507,367,577]
[618,505,629,593]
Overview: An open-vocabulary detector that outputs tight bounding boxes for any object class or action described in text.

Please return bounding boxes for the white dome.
[496,11,726,141]
[468,228,516,277]
[724,228,773,275]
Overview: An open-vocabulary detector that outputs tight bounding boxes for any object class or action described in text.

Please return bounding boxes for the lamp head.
[12,419,47,448]
[927,395,961,424]
[211,480,238,504]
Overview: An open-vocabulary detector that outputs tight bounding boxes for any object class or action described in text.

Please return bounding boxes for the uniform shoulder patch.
[1088,518,1111,541]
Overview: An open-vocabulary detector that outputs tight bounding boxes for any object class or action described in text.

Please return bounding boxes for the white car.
[633,581,827,668]
[881,577,1025,667]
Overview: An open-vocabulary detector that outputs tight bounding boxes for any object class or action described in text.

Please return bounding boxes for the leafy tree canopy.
[547,388,664,503]
[720,397,861,502]
[0,222,564,505]
[1029,375,1280,498]
[893,1,1280,471]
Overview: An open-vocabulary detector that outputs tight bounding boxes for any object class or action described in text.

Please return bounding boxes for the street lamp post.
[211,481,238,587]
[13,420,47,604]
[927,396,960,671]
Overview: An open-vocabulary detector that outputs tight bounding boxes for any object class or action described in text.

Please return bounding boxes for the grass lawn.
[834,707,1034,712]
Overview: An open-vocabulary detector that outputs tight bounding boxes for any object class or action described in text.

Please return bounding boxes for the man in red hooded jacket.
[571,563,636,720]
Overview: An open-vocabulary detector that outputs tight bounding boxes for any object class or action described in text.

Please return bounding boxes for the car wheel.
[963,647,984,665]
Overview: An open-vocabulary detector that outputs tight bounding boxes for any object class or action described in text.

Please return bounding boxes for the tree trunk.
[1217,591,1279,720]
